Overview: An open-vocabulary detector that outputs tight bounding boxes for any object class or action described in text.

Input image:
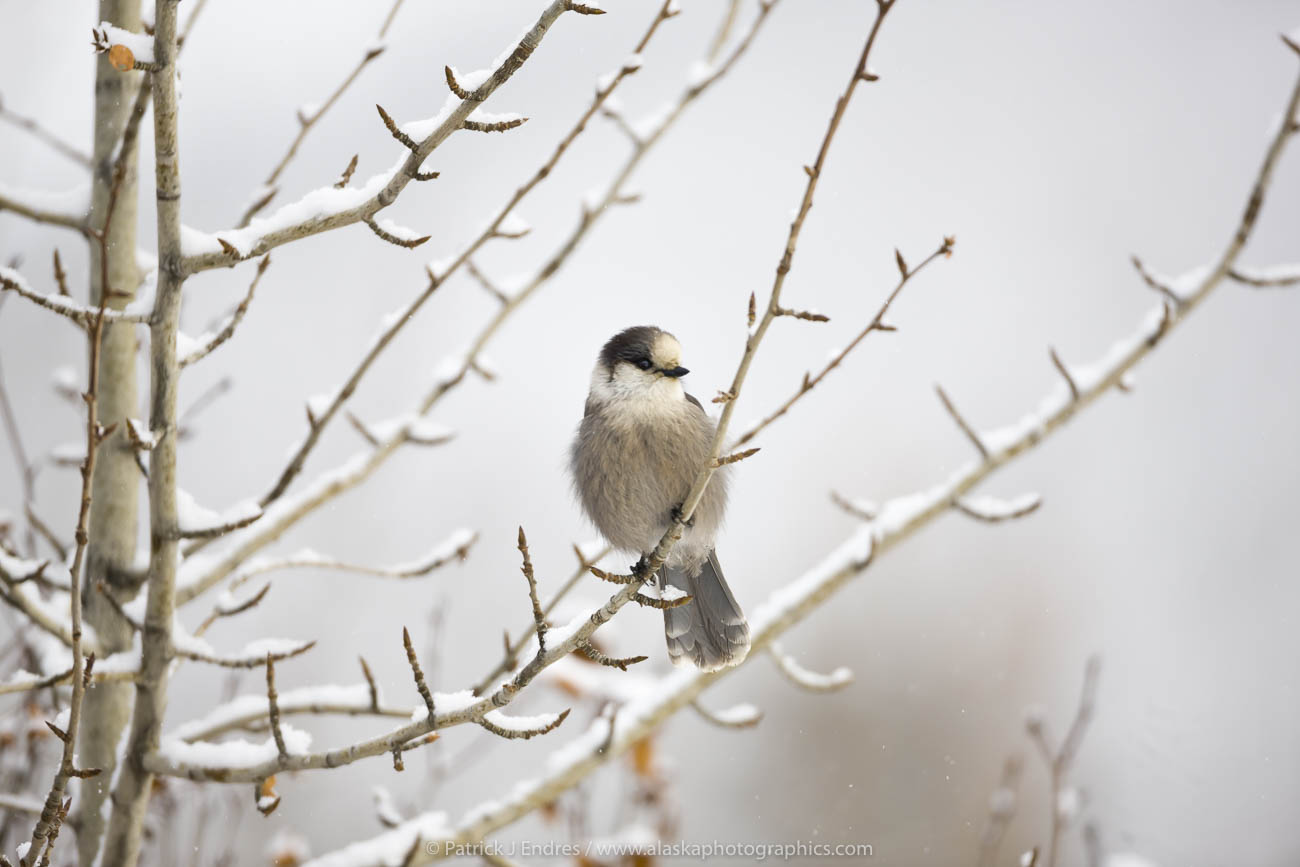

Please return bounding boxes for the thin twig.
[251,0,680,509]
[237,0,408,227]
[265,654,288,760]
[732,237,952,449]
[934,383,989,459]
[517,527,547,653]
[0,96,92,167]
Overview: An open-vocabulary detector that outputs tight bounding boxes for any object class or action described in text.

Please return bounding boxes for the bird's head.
[590,325,690,404]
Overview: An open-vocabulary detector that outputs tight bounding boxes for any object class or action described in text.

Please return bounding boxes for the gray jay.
[570,325,750,671]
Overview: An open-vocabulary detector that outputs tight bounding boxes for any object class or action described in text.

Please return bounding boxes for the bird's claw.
[671,504,695,528]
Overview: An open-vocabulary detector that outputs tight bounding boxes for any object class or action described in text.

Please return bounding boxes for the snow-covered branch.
[254,0,680,508]
[307,49,1300,865]
[0,182,89,234]
[223,529,477,593]
[1229,262,1300,288]
[178,255,270,367]
[236,0,408,227]
[174,0,780,605]
[180,0,598,274]
[0,266,148,329]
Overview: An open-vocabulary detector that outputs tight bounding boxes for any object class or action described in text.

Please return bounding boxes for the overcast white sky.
[2,1,1299,865]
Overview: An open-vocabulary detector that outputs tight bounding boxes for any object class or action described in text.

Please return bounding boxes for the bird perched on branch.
[570,325,749,671]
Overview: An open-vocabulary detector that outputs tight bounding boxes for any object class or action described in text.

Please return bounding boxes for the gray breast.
[570,395,727,571]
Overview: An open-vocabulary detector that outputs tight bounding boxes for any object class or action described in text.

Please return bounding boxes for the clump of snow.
[175,488,261,534]
[708,702,761,725]
[449,65,492,92]
[366,413,454,444]
[687,60,716,87]
[302,811,451,867]
[401,94,459,141]
[158,724,311,768]
[958,492,1041,520]
[623,53,644,72]
[1105,854,1160,867]
[98,21,156,63]
[482,708,564,732]
[181,153,407,261]
[431,355,466,387]
[465,108,526,126]
[633,102,674,140]
[1056,787,1080,820]
[373,785,403,827]
[660,585,688,601]
[496,212,530,237]
[306,392,336,420]
[373,217,427,243]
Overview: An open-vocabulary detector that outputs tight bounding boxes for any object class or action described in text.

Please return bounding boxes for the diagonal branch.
[237,0,408,227]
[311,31,1300,867]
[252,0,679,508]
[175,0,781,604]
[181,0,597,274]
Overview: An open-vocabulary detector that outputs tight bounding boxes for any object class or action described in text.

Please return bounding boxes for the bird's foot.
[671,503,695,528]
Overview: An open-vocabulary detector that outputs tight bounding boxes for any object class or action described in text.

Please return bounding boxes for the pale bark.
[76,1,145,863]
[99,2,183,864]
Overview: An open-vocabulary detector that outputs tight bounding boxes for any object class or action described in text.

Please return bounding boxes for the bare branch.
[1049,346,1079,402]
[575,641,647,671]
[22,165,119,865]
[403,626,436,723]
[829,490,877,522]
[732,237,952,449]
[463,116,529,133]
[712,446,760,468]
[516,527,548,653]
[179,255,270,368]
[0,188,88,234]
[265,654,288,761]
[0,95,92,167]
[934,383,989,459]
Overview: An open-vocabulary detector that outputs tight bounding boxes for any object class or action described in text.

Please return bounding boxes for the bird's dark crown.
[598,325,666,369]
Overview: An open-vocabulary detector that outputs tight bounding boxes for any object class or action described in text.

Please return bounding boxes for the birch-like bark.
[76,2,145,861]
[99,2,183,864]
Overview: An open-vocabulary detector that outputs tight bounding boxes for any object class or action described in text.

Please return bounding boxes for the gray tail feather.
[659,551,750,672]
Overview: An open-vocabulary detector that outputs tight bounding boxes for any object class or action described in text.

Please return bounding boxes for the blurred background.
[2,0,1299,864]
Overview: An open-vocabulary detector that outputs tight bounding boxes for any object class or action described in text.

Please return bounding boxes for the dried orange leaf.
[108,43,134,71]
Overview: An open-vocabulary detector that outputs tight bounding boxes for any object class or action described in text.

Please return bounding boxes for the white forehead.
[652,332,682,364]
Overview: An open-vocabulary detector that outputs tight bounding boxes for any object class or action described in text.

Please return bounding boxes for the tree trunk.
[76,1,144,864]
[100,1,184,862]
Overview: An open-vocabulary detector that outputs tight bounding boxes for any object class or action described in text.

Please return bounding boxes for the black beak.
[661,366,690,378]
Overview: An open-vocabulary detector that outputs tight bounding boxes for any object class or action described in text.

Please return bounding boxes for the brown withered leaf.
[108,43,134,71]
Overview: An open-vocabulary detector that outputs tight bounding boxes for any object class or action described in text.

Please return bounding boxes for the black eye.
[635,358,653,371]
